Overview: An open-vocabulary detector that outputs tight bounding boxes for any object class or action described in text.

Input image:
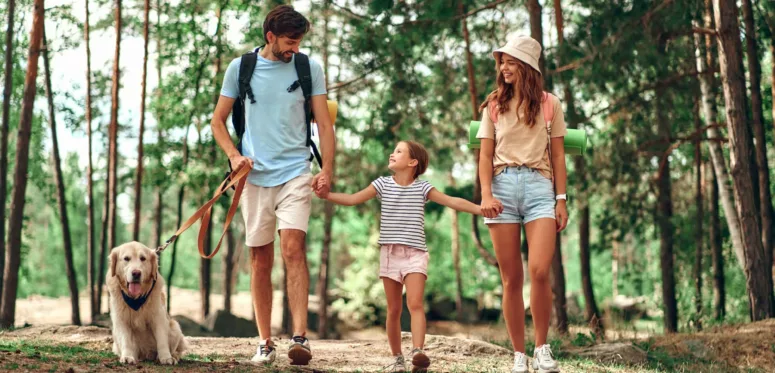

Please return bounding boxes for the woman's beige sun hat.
[493,35,542,75]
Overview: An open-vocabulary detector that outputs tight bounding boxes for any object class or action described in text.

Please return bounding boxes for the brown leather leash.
[155,162,251,259]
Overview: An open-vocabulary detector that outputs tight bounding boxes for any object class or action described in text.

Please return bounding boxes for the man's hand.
[311,169,333,198]
[229,154,254,172]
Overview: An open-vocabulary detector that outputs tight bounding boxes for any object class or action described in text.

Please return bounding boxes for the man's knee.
[250,244,274,271]
[280,231,307,266]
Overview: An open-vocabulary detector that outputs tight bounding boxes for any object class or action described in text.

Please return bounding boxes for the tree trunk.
[553,0,603,336]
[710,161,725,321]
[526,0,545,75]
[612,240,619,299]
[528,0,566,328]
[223,225,236,313]
[43,26,81,326]
[578,185,602,334]
[713,0,774,320]
[84,0,97,320]
[167,50,206,310]
[741,0,774,265]
[152,0,163,252]
[107,0,122,263]
[97,176,109,313]
[692,91,703,331]
[316,0,333,339]
[0,0,16,303]
[446,175,464,322]
[693,6,745,271]
[551,237,568,335]
[459,1,497,268]
[167,180,184,312]
[133,0,151,242]
[655,68,677,332]
[198,0,225,321]
[0,0,44,328]
[200,220,212,320]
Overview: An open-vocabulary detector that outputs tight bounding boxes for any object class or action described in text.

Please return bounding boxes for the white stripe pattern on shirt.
[371,176,434,250]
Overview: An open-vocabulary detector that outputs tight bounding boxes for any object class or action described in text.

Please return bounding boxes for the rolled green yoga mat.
[468,121,587,155]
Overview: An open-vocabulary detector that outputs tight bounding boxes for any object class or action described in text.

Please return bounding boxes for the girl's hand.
[556,200,568,232]
[481,196,503,218]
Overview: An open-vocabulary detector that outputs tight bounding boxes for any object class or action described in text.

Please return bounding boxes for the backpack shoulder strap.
[542,91,555,185]
[487,100,499,124]
[238,51,258,103]
[293,53,323,167]
[542,91,554,128]
[294,53,312,99]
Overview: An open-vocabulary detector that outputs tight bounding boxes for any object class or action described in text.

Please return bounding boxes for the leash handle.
[155,162,251,259]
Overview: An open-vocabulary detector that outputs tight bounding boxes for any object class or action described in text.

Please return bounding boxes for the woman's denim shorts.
[484,166,556,225]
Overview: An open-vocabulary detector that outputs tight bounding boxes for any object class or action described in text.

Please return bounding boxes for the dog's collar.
[121,278,157,311]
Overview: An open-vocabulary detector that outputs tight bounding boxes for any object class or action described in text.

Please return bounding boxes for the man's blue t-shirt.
[220,48,327,187]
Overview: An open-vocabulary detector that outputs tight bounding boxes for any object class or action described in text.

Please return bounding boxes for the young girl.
[477,36,569,373]
[323,140,490,372]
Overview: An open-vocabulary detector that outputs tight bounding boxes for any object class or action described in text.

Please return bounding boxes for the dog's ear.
[151,251,159,282]
[109,249,119,277]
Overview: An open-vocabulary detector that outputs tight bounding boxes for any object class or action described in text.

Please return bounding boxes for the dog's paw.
[119,356,137,365]
[159,356,177,365]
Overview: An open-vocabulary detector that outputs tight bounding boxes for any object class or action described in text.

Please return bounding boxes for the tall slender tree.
[0,0,44,328]
[84,0,97,319]
[42,25,81,326]
[714,0,774,320]
[133,0,152,241]
[655,38,677,332]
[317,0,334,338]
[107,0,123,266]
[740,0,773,263]
[153,0,163,251]
[553,0,603,336]
[0,0,16,301]
[694,1,745,271]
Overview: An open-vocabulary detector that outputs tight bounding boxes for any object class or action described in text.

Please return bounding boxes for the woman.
[477,35,569,373]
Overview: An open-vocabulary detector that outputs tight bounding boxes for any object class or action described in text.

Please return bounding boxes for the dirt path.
[1,323,768,372]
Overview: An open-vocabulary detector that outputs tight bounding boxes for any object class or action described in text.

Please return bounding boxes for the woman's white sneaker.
[512,351,528,373]
[531,344,560,373]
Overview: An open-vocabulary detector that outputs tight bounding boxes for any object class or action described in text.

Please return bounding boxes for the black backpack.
[230,49,323,170]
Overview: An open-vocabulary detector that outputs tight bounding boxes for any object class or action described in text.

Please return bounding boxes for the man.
[210,5,334,366]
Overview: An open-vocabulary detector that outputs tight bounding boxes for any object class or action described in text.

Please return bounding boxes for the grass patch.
[0,339,114,365]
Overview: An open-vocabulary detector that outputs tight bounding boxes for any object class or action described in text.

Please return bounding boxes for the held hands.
[311,169,333,198]
[556,200,568,232]
[480,196,504,218]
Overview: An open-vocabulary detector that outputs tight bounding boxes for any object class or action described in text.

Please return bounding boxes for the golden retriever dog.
[107,241,187,365]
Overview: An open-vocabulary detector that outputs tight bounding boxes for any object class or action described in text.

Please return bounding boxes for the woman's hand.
[556,200,568,232]
[480,196,504,218]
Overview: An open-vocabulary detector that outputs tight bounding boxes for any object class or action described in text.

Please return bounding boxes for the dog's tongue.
[128,283,142,297]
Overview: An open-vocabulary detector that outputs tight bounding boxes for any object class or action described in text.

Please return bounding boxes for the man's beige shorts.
[240,173,313,247]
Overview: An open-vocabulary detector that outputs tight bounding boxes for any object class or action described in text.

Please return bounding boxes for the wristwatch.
[555,194,567,201]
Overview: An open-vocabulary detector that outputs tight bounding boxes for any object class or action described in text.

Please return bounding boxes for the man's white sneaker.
[531,344,560,373]
[512,351,528,373]
[250,339,276,364]
[410,348,430,372]
[288,334,312,365]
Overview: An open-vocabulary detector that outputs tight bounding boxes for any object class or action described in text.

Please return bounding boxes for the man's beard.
[272,44,294,63]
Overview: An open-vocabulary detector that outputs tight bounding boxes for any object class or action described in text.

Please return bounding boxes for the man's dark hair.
[263,5,310,43]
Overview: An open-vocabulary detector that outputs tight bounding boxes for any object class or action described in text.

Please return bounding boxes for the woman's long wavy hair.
[479,53,544,127]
